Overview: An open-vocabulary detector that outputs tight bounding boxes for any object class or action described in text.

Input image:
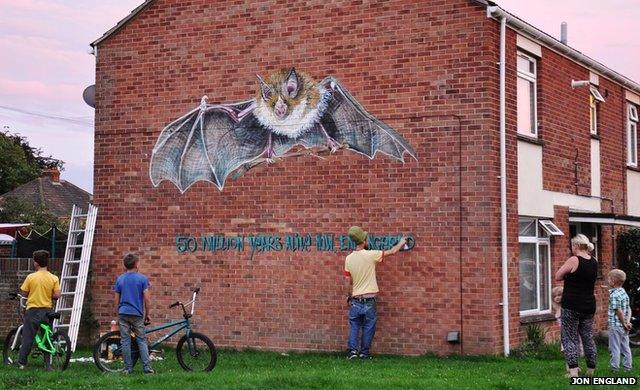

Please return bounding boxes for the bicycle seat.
[47,312,61,320]
[191,287,201,293]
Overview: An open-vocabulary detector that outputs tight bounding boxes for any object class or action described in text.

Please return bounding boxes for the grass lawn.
[0,345,638,389]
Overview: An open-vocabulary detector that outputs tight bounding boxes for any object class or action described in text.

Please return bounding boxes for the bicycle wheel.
[176,332,217,372]
[93,331,139,372]
[48,331,71,371]
[3,327,22,366]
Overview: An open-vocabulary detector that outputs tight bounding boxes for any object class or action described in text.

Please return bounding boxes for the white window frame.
[539,220,564,236]
[519,217,552,316]
[590,86,605,103]
[630,104,639,121]
[590,95,598,135]
[517,52,538,137]
[589,86,604,136]
[629,103,638,167]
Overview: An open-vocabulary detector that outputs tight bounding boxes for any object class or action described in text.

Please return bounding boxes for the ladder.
[54,204,98,351]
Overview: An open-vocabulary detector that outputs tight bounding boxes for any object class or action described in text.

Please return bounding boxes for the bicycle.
[2,292,72,370]
[93,287,216,372]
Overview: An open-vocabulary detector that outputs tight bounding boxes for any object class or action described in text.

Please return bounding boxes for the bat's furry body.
[150,69,417,192]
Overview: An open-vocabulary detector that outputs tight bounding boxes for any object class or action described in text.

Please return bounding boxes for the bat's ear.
[257,75,272,100]
[283,68,299,99]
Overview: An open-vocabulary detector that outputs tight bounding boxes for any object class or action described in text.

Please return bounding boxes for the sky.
[0,0,639,193]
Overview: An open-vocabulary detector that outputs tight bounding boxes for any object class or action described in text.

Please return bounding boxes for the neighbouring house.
[0,168,92,220]
[89,0,640,355]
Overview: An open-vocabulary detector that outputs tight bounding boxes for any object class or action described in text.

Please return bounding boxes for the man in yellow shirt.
[18,250,61,369]
[344,226,406,359]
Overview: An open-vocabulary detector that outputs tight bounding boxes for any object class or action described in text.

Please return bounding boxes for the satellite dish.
[83,84,95,108]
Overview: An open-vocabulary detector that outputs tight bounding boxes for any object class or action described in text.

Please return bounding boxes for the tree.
[0,196,65,233]
[0,133,39,194]
[0,130,64,194]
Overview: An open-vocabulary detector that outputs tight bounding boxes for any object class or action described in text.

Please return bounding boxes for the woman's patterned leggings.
[561,308,597,369]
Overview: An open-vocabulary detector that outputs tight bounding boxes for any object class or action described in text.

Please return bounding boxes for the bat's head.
[256,68,307,120]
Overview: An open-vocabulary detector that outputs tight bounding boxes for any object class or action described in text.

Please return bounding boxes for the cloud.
[0,79,90,113]
[0,0,68,12]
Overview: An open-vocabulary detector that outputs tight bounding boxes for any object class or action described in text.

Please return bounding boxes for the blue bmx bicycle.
[93,287,216,372]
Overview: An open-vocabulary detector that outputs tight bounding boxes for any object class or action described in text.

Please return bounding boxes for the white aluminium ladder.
[54,204,98,351]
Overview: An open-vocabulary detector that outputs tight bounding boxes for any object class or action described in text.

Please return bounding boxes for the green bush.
[617,228,640,304]
[511,324,562,359]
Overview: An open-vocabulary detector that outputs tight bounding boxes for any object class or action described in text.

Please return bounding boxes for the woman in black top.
[555,234,598,377]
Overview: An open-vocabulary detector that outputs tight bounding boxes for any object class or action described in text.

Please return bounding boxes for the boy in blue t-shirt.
[113,253,153,374]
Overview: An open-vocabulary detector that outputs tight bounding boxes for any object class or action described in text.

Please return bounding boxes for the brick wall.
[0,246,12,258]
[0,259,62,339]
[91,0,508,355]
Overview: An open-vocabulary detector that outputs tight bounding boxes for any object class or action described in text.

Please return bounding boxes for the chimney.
[42,168,61,184]
[561,22,568,45]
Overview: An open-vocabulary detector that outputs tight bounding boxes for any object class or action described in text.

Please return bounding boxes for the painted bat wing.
[309,77,417,161]
[150,99,281,192]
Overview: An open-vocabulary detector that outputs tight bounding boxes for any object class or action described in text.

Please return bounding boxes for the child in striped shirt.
[607,269,632,372]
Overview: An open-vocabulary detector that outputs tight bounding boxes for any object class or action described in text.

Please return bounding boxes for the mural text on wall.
[175,233,415,253]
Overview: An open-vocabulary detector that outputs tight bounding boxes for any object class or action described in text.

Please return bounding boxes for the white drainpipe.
[487,4,509,357]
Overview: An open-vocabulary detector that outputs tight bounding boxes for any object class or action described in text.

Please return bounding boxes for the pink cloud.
[0,0,67,12]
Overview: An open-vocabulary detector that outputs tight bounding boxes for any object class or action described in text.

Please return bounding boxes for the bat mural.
[149,68,417,192]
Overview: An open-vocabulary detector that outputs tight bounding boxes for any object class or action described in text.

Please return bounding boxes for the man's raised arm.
[383,237,408,258]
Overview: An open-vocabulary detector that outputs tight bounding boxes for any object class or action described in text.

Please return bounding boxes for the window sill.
[590,133,601,140]
[520,312,555,324]
[627,165,640,173]
[517,134,544,146]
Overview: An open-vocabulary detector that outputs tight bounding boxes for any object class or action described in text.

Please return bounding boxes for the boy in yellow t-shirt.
[18,250,61,369]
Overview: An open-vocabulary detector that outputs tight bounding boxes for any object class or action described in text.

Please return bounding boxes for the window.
[629,103,638,167]
[589,86,604,136]
[517,52,538,137]
[590,95,597,135]
[519,217,551,315]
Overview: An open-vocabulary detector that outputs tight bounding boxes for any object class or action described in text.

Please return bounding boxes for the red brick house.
[89,0,640,355]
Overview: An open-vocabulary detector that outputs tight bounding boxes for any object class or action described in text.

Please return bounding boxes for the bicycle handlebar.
[7,292,25,300]
[169,288,201,317]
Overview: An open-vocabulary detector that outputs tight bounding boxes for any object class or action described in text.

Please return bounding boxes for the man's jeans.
[118,314,152,372]
[609,326,632,370]
[18,308,53,367]
[347,299,377,356]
